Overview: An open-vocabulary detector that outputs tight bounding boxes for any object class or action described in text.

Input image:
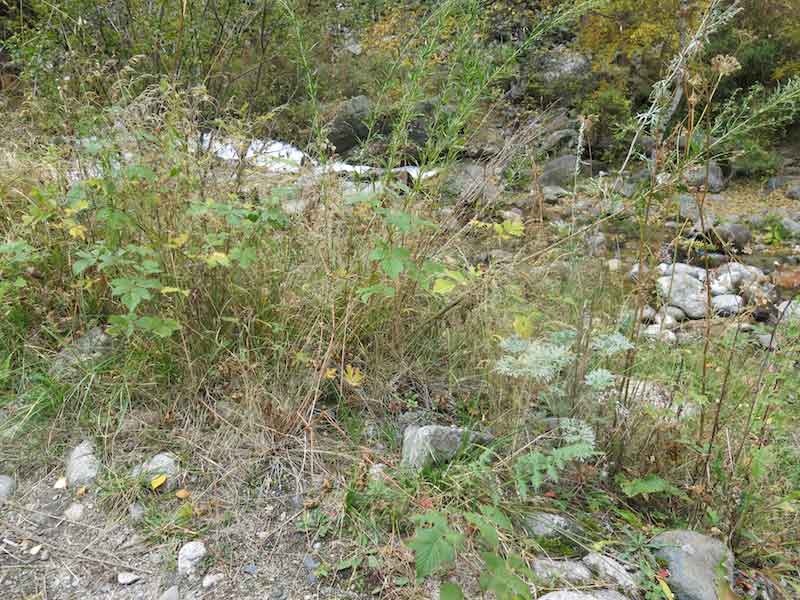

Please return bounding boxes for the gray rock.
[782,217,800,238]
[540,154,594,187]
[532,558,593,585]
[778,300,800,322]
[129,502,145,522]
[714,223,751,251]
[533,45,593,98]
[202,573,224,588]
[711,263,764,293]
[654,309,679,330]
[543,185,570,203]
[711,294,744,316]
[787,184,800,200]
[50,327,114,380]
[651,530,734,600]
[538,592,630,600]
[685,161,725,192]
[640,306,657,324]
[657,273,708,319]
[158,586,180,600]
[766,176,800,193]
[442,161,503,204]
[755,333,777,351]
[401,425,491,471]
[641,325,677,344]
[582,552,638,594]
[522,511,580,539]
[657,262,706,281]
[65,440,100,487]
[303,555,321,585]
[64,502,85,521]
[326,96,371,154]
[628,263,648,282]
[177,540,207,577]
[0,474,15,500]
[117,572,141,585]
[132,452,179,492]
[586,232,607,257]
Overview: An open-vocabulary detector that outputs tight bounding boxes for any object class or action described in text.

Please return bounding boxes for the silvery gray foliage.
[584,368,615,391]
[495,337,575,382]
[591,332,634,356]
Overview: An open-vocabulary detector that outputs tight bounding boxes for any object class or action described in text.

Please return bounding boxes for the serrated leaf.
[150,474,167,490]
[479,505,512,531]
[343,364,364,387]
[407,512,464,579]
[465,512,499,549]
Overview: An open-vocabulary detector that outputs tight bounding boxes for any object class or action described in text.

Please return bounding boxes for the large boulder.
[326,96,372,154]
[713,223,751,252]
[657,272,707,319]
[651,530,734,600]
[401,425,491,471]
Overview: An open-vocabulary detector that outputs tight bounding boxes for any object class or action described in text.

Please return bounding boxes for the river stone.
[657,273,707,319]
[651,530,734,600]
[657,262,706,281]
[66,440,100,487]
[582,552,638,594]
[711,294,744,316]
[178,540,207,577]
[401,426,492,470]
[132,452,180,492]
[532,558,593,585]
[49,327,114,380]
[0,474,15,500]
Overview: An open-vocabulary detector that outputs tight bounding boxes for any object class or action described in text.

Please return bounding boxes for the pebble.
[65,440,100,487]
[242,564,258,575]
[117,571,141,585]
[158,586,180,600]
[64,502,85,521]
[132,452,180,492]
[303,555,321,585]
[129,502,145,522]
[177,540,207,577]
[202,573,224,588]
[0,474,15,500]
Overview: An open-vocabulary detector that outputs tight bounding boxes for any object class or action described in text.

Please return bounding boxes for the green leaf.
[432,277,456,295]
[479,505,512,531]
[465,512,499,549]
[619,474,682,499]
[407,512,464,579]
[440,582,464,600]
[110,277,162,312]
[136,317,181,338]
[357,284,396,302]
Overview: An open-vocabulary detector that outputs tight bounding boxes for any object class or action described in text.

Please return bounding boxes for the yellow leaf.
[513,315,533,338]
[324,367,338,380]
[432,278,456,295]
[175,488,191,499]
[150,474,167,491]
[657,576,675,600]
[204,251,230,268]
[76,486,87,497]
[343,364,364,387]
[161,287,190,297]
[68,223,87,241]
[169,233,189,248]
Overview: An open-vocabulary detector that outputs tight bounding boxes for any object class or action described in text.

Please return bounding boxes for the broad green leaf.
[465,512,499,549]
[136,317,181,338]
[407,512,464,579]
[433,277,456,295]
